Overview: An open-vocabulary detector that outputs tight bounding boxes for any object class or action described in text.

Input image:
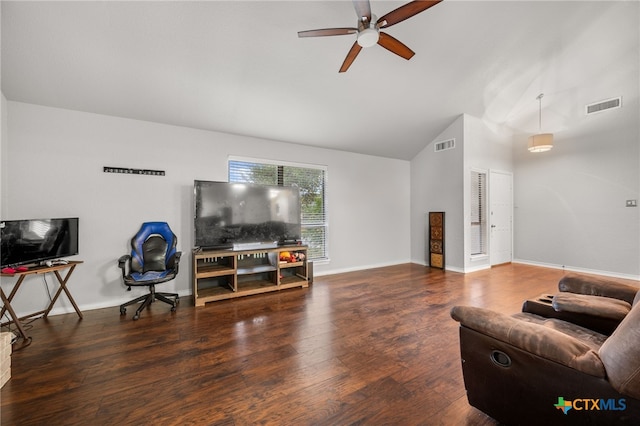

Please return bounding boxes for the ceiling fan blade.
[339,41,363,73]
[377,0,442,29]
[298,28,357,38]
[377,32,415,60]
[352,0,372,22]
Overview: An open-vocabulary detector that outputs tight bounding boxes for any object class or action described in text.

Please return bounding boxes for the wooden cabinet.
[429,212,445,269]
[192,246,308,306]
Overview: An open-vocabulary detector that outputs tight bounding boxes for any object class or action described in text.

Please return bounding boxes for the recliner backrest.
[129,222,178,274]
[558,274,639,305]
[599,300,640,400]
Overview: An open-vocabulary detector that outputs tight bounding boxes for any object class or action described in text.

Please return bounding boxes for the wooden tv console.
[192,245,309,306]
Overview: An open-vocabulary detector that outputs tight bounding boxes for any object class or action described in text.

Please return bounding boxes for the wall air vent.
[586,97,622,115]
[434,138,455,152]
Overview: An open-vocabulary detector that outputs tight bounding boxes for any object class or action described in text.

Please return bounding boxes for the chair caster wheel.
[120,308,126,316]
[171,306,177,312]
[133,314,139,320]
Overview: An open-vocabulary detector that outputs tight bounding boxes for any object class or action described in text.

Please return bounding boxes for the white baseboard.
[412,259,428,267]
[314,259,413,277]
[461,264,491,274]
[512,259,640,281]
[38,260,639,318]
[411,257,491,274]
[44,288,193,318]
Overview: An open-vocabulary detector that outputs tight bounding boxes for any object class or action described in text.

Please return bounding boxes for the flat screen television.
[1,218,79,268]
[194,180,301,250]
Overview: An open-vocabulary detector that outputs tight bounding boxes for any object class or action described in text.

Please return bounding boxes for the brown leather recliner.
[451,286,640,425]
[522,274,639,335]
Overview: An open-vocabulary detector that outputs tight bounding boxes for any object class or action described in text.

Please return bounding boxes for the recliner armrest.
[451,305,605,378]
[553,292,631,321]
[559,274,639,304]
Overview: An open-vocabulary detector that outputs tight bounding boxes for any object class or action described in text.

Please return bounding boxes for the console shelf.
[192,245,308,306]
[195,264,236,278]
[237,265,278,275]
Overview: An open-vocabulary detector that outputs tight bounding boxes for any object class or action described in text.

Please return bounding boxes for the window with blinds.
[229,158,328,261]
[470,170,487,256]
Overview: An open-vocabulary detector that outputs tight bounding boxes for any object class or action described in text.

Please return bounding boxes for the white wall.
[411,100,638,280]
[462,114,513,271]
[511,1,639,279]
[410,115,464,270]
[2,101,411,316]
[1,93,7,219]
[410,114,513,272]
[0,5,3,219]
[513,96,640,278]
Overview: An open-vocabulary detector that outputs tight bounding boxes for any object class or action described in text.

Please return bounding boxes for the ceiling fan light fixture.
[298,0,442,72]
[357,28,379,48]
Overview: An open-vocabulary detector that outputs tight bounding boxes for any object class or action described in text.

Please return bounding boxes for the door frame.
[489,170,513,266]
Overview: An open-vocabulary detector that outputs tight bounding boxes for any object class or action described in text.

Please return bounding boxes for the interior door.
[490,171,513,266]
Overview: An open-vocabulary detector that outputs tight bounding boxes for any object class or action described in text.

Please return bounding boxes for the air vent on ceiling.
[586,97,622,115]
[434,138,455,152]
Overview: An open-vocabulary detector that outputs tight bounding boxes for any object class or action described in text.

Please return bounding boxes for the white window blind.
[229,159,328,261]
[470,170,487,256]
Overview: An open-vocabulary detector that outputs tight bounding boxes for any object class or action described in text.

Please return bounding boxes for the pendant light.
[528,93,553,153]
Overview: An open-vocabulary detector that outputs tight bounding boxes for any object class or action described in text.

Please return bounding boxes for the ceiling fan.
[298,0,443,73]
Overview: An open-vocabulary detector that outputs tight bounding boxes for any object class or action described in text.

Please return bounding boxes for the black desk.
[0,261,83,348]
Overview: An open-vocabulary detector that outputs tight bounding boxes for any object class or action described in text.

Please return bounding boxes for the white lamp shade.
[528,133,554,152]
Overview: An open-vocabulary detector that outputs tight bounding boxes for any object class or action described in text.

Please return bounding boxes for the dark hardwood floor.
[2,263,634,425]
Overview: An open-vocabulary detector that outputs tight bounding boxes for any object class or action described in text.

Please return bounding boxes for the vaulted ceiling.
[2,1,638,160]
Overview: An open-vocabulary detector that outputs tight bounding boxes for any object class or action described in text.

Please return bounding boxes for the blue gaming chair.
[118,222,181,320]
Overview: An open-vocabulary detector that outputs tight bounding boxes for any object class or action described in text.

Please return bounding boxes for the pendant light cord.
[537,93,544,132]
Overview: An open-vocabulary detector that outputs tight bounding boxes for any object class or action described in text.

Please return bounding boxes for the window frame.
[228,156,329,262]
[470,168,488,258]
